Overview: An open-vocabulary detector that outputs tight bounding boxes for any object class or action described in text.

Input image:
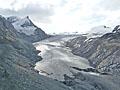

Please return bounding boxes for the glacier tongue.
[34,35,92,81]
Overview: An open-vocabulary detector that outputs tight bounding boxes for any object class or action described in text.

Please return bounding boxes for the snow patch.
[11,17,37,35]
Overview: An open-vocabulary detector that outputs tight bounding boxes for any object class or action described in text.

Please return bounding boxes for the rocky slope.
[7,16,49,42]
[66,25,120,75]
[0,15,71,90]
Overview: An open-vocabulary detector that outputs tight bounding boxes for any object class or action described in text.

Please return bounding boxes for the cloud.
[0,3,54,23]
[0,0,120,33]
[99,0,120,10]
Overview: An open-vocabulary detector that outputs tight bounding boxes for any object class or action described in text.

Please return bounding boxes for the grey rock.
[0,15,70,90]
[63,72,120,90]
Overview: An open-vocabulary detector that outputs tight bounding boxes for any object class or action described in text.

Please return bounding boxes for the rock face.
[0,15,70,90]
[66,26,120,75]
[66,35,87,50]
[62,72,120,90]
[7,16,49,42]
[112,25,120,33]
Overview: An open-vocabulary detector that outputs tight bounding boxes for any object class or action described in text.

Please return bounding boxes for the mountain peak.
[6,15,48,42]
[26,16,29,19]
[21,16,35,28]
[8,16,37,35]
[7,16,32,25]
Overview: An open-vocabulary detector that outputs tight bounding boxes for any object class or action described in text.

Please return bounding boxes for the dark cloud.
[0,3,54,23]
[99,0,120,10]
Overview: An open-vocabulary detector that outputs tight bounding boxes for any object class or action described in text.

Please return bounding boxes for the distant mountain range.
[82,25,112,39]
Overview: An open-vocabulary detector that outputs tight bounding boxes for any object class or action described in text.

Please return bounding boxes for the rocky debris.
[71,67,109,75]
[66,35,87,49]
[62,72,120,90]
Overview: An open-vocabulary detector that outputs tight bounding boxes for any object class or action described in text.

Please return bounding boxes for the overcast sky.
[0,0,120,34]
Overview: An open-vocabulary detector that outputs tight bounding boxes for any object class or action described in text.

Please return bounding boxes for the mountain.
[7,16,49,42]
[1,14,120,90]
[84,25,112,39]
[0,15,71,90]
[66,25,120,75]
[88,25,112,34]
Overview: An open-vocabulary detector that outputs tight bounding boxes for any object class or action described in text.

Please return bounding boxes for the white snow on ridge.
[84,25,112,39]
[6,16,21,23]
[12,17,37,35]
